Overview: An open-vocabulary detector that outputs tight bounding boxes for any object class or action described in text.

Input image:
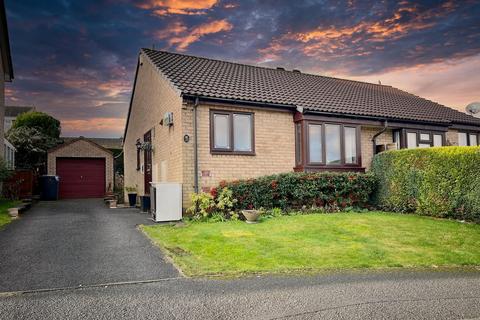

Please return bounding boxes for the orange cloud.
[62,117,126,135]
[157,19,233,51]
[137,0,218,15]
[346,54,480,112]
[259,1,457,61]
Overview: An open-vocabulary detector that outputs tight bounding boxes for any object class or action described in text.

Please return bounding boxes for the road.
[0,199,479,319]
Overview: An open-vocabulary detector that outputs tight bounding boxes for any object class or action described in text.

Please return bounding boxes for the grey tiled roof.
[142,48,480,127]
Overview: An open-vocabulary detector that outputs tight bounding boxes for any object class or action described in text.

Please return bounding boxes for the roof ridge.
[139,48,480,127]
[141,48,394,89]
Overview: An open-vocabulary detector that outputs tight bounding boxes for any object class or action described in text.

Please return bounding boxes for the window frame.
[210,110,255,155]
[304,121,361,168]
[458,131,479,146]
[402,130,445,149]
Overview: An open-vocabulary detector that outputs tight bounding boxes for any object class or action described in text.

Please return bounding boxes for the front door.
[144,130,152,195]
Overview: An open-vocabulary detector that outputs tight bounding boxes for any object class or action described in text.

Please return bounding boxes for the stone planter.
[242,210,261,224]
[109,199,118,208]
[8,208,19,218]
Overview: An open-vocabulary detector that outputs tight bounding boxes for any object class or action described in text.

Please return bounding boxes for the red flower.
[270,180,278,189]
[210,187,218,198]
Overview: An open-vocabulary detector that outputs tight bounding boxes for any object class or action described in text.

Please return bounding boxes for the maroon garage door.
[56,158,106,199]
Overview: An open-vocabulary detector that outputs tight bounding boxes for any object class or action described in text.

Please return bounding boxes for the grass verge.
[0,199,20,229]
[142,212,480,277]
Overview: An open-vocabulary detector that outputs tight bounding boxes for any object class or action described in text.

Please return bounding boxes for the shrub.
[216,172,375,211]
[186,187,238,221]
[371,146,480,221]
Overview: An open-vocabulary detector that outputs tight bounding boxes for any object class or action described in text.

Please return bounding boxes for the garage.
[47,137,114,199]
[56,158,106,198]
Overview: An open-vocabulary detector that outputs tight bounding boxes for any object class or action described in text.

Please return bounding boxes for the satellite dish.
[466,102,480,117]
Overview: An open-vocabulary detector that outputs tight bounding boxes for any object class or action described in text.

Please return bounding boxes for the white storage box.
[150,182,182,222]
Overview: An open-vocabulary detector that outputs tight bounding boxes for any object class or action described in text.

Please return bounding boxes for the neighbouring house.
[0,0,14,162]
[47,137,114,199]
[4,105,35,131]
[123,49,480,210]
[3,138,14,169]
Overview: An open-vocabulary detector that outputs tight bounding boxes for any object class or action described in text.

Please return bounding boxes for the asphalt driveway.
[0,199,179,292]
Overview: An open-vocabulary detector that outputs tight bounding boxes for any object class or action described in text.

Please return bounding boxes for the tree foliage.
[12,111,61,138]
[7,124,60,170]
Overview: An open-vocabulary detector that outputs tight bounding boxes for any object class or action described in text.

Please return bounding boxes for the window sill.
[294,165,365,173]
[210,151,256,156]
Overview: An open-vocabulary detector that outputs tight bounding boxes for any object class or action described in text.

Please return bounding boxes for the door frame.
[143,130,152,195]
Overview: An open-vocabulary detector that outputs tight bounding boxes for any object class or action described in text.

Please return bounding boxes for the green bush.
[186,188,238,221]
[214,172,375,211]
[372,146,480,221]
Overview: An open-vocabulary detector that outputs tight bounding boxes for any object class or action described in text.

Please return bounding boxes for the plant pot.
[128,193,137,207]
[242,210,261,224]
[109,200,118,208]
[8,208,19,218]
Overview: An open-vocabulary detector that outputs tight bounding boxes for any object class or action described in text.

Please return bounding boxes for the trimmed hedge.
[215,172,375,211]
[372,146,480,221]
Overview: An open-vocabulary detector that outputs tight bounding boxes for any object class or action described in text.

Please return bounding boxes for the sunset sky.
[5,0,480,138]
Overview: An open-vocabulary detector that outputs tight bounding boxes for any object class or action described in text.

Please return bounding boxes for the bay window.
[344,127,357,164]
[211,110,254,154]
[325,124,341,164]
[302,122,360,170]
[308,124,322,163]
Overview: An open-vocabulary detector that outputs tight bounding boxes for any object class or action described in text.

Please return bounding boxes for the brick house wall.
[123,52,184,199]
[0,58,5,158]
[47,139,114,191]
[125,57,470,210]
[124,57,396,209]
[361,127,393,170]
[181,103,296,207]
[446,129,459,146]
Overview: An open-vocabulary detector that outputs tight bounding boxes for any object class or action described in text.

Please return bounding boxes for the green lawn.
[0,200,20,229]
[142,212,480,277]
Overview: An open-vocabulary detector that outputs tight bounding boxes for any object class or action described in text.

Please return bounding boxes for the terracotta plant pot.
[242,210,261,224]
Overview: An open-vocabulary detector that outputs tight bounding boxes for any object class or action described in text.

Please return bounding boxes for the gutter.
[193,96,199,194]
[182,94,296,111]
[372,120,388,154]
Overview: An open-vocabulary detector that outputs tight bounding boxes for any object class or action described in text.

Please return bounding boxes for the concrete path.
[0,199,179,292]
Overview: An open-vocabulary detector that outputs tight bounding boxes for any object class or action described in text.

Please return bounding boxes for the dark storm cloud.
[5,0,480,137]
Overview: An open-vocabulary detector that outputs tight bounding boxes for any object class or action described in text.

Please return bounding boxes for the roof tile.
[142,48,480,127]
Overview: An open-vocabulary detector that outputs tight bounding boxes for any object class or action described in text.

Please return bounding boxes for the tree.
[12,111,61,138]
[6,112,61,170]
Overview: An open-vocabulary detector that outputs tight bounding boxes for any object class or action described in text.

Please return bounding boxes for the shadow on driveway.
[0,199,179,292]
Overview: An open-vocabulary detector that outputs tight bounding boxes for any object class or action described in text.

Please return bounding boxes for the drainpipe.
[193,96,199,194]
[372,120,388,155]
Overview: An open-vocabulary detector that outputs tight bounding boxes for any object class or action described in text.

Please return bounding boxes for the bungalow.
[123,49,480,209]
